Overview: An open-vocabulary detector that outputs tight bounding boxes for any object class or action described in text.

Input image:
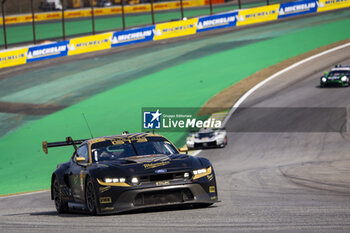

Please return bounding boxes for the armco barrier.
[0,0,349,69]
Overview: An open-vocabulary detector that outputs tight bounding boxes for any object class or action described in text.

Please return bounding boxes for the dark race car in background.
[320,65,350,87]
[43,133,218,215]
[186,128,227,150]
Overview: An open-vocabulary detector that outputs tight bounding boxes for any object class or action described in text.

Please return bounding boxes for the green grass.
[0,16,350,195]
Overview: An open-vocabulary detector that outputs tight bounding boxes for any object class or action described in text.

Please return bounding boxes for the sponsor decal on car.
[100,197,112,204]
[143,161,170,169]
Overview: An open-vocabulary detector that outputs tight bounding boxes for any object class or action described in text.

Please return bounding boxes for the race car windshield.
[198,132,214,139]
[329,71,348,76]
[91,140,178,162]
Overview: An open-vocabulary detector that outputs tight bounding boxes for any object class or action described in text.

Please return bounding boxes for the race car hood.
[188,134,223,143]
[326,75,342,80]
[92,154,200,177]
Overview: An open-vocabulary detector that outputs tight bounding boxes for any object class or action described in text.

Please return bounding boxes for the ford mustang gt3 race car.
[320,65,350,87]
[186,128,227,150]
[42,133,218,215]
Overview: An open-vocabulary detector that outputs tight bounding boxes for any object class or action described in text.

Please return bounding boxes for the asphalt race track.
[1,33,350,233]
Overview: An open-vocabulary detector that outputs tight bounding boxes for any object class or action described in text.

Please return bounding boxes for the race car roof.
[331,67,350,71]
[87,133,165,144]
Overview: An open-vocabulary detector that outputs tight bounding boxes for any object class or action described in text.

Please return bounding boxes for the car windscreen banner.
[111,26,155,47]
[316,0,350,12]
[278,0,318,19]
[236,4,280,26]
[196,11,238,33]
[27,41,69,63]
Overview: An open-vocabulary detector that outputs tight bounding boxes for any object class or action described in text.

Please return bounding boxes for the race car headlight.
[104,177,126,183]
[97,177,131,187]
[131,177,139,184]
[321,77,327,82]
[192,166,212,180]
[193,168,206,175]
[341,76,347,82]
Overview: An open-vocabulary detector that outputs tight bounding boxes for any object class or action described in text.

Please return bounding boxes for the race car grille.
[133,188,194,207]
[139,172,189,183]
[194,141,217,147]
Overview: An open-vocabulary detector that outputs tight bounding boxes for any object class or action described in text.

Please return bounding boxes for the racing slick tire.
[53,177,68,214]
[85,177,98,215]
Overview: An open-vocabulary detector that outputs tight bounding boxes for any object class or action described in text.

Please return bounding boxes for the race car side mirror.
[42,141,48,154]
[75,157,86,163]
[324,72,328,76]
[179,147,188,154]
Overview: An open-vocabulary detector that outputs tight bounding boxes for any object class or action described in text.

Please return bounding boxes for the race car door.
[68,144,89,202]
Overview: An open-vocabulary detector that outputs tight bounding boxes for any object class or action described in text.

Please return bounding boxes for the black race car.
[43,133,218,215]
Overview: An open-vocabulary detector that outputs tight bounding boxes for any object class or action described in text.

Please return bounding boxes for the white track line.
[222,42,350,126]
[191,150,202,156]
[0,190,49,199]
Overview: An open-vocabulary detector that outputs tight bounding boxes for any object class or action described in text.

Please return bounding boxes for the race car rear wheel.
[53,177,68,214]
[85,177,98,215]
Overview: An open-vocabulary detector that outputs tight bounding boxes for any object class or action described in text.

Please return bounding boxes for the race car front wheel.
[85,177,98,215]
[53,177,68,214]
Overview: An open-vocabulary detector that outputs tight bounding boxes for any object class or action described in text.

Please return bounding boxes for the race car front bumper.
[321,80,348,87]
[97,181,218,214]
[187,140,219,149]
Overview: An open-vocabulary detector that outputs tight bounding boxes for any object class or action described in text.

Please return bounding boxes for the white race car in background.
[186,128,227,150]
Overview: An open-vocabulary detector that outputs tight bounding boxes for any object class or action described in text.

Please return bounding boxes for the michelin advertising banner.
[27,41,69,63]
[0,48,28,69]
[197,12,238,33]
[110,26,155,47]
[278,0,318,18]
[68,33,113,56]
[153,18,198,41]
[317,0,350,12]
[236,4,280,26]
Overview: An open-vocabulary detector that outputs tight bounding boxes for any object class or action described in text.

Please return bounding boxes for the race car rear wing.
[42,137,89,154]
